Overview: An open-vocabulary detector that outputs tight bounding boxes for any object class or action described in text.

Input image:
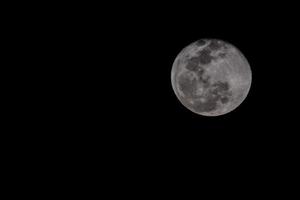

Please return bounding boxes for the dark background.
[61,2,298,178]
[6,1,299,194]
[16,2,298,160]
[83,3,297,136]
[90,2,298,169]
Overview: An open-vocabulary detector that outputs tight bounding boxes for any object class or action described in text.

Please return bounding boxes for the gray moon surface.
[171,39,252,116]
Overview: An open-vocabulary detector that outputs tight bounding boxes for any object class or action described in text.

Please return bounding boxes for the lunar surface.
[171,39,252,116]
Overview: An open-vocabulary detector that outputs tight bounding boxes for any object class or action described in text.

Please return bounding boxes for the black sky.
[9,1,299,193]
[58,2,298,142]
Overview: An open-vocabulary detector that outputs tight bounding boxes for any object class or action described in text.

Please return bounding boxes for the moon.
[171,39,252,116]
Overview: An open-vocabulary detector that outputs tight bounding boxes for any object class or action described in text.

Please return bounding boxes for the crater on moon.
[171,38,252,116]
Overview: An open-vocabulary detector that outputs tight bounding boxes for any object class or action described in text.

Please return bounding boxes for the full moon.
[171,39,252,116]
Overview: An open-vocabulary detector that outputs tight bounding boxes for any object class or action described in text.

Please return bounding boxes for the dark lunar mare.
[178,73,232,112]
[188,41,223,67]
[185,57,201,71]
[179,47,231,112]
[195,39,206,47]
[178,74,198,98]
[197,49,213,65]
[208,40,223,50]
[192,81,232,113]
[184,50,213,88]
